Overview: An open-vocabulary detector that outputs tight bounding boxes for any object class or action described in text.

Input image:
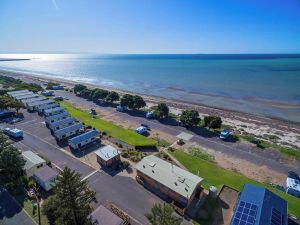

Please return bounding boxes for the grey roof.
[54,123,83,136]
[89,205,123,225]
[68,130,99,145]
[44,106,65,114]
[37,102,59,110]
[22,151,45,171]
[10,91,33,97]
[8,90,29,95]
[22,96,46,103]
[33,166,58,182]
[49,117,75,128]
[16,94,38,100]
[27,99,54,107]
[135,155,203,199]
[45,111,69,122]
[95,145,120,161]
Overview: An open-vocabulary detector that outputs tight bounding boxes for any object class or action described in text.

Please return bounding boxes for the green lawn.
[60,101,157,147]
[169,150,300,218]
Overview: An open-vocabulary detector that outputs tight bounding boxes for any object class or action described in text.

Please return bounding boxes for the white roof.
[22,151,45,171]
[95,145,120,161]
[287,177,300,192]
[135,155,203,199]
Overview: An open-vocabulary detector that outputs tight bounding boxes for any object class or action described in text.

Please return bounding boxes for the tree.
[74,84,87,93]
[120,94,134,108]
[105,91,119,102]
[46,82,59,90]
[146,203,182,225]
[42,195,59,225]
[42,167,96,225]
[132,95,146,109]
[203,116,222,129]
[180,110,200,127]
[80,88,93,99]
[153,103,169,119]
[91,89,109,102]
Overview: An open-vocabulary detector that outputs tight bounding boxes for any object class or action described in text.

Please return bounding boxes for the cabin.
[54,123,84,141]
[68,129,100,150]
[230,184,288,225]
[45,111,69,125]
[22,96,47,104]
[49,117,75,132]
[8,89,30,96]
[95,145,121,168]
[9,90,32,98]
[37,102,59,113]
[89,205,123,225]
[44,106,65,117]
[26,99,54,111]
[33,166,58,191]
[135,155,204,214]
[22,151,46,177]
[15,93,38,101]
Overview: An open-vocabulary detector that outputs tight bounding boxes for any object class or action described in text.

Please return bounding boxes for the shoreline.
[1,68,300,135]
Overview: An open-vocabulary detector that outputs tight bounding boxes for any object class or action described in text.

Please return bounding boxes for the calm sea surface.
[0,54,300,122]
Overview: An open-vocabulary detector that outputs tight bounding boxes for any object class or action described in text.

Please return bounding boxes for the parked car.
[3,117,23,124]
[145,111,154,119]
[89,108,97,115]
[135,126,147,135]
[220,129,230,140]
[116,105,128,112]
[141,124,150,130]
[4,127,23,139]
[54,96,63,101]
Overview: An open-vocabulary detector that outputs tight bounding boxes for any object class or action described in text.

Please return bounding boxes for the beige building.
[22,151,46,177]
[95,145,121,168]
[135,155,204,214]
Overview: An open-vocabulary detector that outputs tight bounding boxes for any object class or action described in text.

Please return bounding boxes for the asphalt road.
[57,90,300,174]
[0,187,36,225]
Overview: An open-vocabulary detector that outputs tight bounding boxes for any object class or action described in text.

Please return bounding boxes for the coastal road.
[56,90,300,174]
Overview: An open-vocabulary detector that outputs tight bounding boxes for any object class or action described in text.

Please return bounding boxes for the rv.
[4,127,23,139]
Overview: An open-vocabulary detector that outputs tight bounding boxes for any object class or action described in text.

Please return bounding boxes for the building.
[286,173,300,197]
[45,111,69,125]
[135,155,204,213]
[15,93,38,101]
[49,117,75,132]
[37,102,59,113]
[54,123,83,141]
[8,89,30,96]
[68,129,100,150]
[230,184,288,225]
[44,106,65,117]
[95,145,121,168]
[26,99,54,111]
[33,166,58,191]
[9,90,32,97]
[22,151,46,177]
[22,96,47,104]
[89,205,123,225]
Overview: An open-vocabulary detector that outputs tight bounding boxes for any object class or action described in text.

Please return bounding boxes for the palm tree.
[146,203,182,225]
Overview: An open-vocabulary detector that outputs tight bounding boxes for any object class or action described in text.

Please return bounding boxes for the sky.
[0,0,300,54]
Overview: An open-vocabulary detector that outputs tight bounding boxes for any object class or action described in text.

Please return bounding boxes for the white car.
[135,126,147,135]
[116,105,128,112]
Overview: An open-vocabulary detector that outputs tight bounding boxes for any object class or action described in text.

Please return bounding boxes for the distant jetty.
[0,58,31,62]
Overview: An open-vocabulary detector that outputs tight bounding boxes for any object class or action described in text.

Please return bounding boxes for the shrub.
[122,160,130,169]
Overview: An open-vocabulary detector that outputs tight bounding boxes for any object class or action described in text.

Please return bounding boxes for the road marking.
[15,119,38,126]
[81,170,98,181]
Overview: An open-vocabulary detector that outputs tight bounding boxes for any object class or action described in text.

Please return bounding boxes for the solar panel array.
[232,201,258,225]
[271,208,282,225]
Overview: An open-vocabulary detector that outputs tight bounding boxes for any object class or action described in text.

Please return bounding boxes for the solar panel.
[271,208,282,225]
[232,201,258,225]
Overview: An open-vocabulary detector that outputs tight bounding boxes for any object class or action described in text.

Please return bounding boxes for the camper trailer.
[54,123,84,141]
[68,129,100,150]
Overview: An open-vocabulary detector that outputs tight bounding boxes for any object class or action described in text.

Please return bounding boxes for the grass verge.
[61,101,157,147]
[169,149,300,219]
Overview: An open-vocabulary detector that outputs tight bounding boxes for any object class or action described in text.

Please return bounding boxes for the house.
[22,96,47,104]
[49,117,75,132]
[8,89,30,96]
[54,123,84,141]
[45,111,69,125]
[15,93,38,101]
[95,145,121,168]
[68,129,100,150]
[22,151,46,177]
[26,99,54,111]
[135,155,204,213]
[230,184,288,225]
[44,106,65,117]
[9,91,32,97]
[89,205,123,225]
[37,102,59,113]
[33,166,58,191]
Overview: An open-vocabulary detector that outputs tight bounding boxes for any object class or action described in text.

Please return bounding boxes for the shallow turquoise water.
[0,54,300,122]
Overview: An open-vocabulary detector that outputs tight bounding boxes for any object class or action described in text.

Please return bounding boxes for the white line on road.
[81,170,98,181]
[15,119,38,126]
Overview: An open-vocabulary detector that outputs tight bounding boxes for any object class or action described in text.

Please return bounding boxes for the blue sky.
[1,0,300,53]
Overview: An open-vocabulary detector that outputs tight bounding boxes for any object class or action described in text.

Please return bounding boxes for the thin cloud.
[51,0,59,10]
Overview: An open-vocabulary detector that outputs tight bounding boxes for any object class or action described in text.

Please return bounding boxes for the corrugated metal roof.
[89,205,123,225]
[16,94,38,100]
[8,90,29,95]
[135,155,203,199]
[37,102,59,110]
[22,151,45,170]
[22,96,46,103]
[33,166,58,182]
[45,111,69,122]
[54,123,83,136]
[49,117,75,128]
[27,99,54,107]
[68,129,99,145]
[44,106,65,114]
[10,91,33,97]
[95,145,120,161]
[230,184,288,225]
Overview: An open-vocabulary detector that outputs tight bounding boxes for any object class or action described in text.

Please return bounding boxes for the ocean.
[0,54,300,122]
